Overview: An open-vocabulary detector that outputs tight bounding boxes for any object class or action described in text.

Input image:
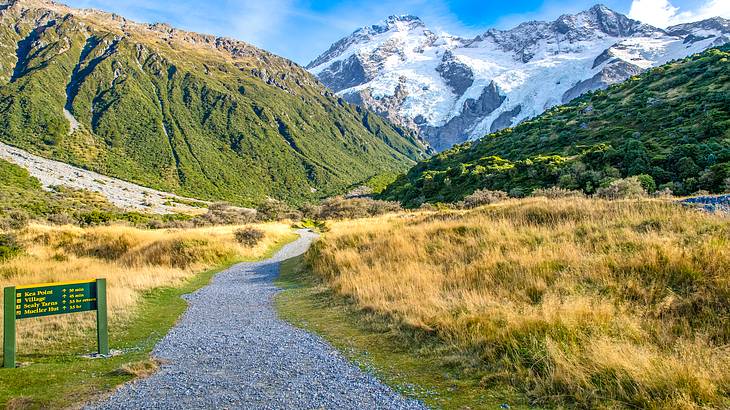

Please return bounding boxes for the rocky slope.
[0,141,206,213]
[0,0,429,206]
[308,5,730,151]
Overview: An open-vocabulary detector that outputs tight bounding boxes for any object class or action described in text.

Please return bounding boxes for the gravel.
[91,230,426,410]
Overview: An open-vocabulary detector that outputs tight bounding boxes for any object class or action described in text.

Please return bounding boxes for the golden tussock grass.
[309,198,730,409]
[111,358,164,378]
[0,223,294,353]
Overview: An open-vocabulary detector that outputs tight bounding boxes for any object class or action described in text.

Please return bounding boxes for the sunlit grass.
[0,222,295,354]
[308,198,730,408]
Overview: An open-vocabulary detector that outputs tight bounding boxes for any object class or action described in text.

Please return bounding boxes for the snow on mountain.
[308,5,730,151]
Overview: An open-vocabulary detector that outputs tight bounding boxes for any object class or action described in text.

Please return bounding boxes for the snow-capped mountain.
[307,5,730,151]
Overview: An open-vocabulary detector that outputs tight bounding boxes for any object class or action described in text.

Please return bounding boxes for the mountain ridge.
[309,5,730,151]
[0,0,429,206]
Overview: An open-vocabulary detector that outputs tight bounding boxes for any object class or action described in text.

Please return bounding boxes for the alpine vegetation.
[382,44,730,206]
[0,0,428,207]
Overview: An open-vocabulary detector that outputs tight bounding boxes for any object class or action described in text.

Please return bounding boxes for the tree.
[635,174,657,194]
[677,157,701,181]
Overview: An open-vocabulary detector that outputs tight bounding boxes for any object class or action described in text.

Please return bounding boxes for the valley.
[0,0,728,409]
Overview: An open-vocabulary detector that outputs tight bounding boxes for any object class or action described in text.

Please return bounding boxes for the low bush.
[76,210,116,226]
[46,213,75,226]
[234,227,265,247]
[60,232,137,261]
[310,197,402,220]
[460,189,508,209]
[0,211,30,231]
[121,237,237,269]
[256,198,301,221]
[194,202,257,226]
[293,218,329,232]
[595,177,647,200]
[531,187,586,199]
[0,233,22,261]
[653,187,674,198]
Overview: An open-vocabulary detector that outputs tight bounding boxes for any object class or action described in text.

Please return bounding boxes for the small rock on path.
[90,230,425,410]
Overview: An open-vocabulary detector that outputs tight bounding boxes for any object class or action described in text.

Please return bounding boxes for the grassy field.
[291,198,729,409]
[276,255,533,409]
[0,223,297,408]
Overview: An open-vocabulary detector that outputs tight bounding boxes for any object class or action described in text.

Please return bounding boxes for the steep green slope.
[383,45,730,207]
[0,0,427,206]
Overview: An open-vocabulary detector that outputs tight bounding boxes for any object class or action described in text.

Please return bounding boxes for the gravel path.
[92,230,425,410]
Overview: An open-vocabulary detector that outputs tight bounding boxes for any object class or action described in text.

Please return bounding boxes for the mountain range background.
[0,0,727,208]
[309,6,729,150]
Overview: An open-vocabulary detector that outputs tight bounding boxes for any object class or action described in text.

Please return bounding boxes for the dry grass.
[0,223,294,353]
[4,396,35,410]
[309,198,730,409]
[112,359,164,378]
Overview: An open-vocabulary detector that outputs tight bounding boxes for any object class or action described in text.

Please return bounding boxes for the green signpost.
[3,279,108,369]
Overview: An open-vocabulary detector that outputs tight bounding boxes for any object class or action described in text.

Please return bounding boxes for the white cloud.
[629,0,730,28]
[226,0,296,47]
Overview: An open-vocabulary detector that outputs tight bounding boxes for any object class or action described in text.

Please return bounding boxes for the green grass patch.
[275,255,534,410]
[0,233,297,409]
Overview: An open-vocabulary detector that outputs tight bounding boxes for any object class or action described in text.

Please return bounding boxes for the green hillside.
[0,0,427,206]
[382,45,730,207]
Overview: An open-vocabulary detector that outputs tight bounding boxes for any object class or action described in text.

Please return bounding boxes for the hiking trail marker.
[3,279,108,368]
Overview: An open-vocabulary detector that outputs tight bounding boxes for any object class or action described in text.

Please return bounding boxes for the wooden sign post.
[3,279,108,369]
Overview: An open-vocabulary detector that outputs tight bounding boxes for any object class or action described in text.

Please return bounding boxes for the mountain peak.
[555,4,657,38]
[588,3,613,14]
[668,16,730,32]
[306,14,426,69]
[385,14,422,24]
[379,14,425,32]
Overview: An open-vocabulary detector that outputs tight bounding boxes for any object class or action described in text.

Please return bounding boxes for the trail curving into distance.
[92,229,425,409]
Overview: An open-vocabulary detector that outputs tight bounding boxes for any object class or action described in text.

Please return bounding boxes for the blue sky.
[64,0,730,65]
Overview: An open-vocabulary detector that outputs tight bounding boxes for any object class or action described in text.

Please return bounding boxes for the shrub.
[61,232,137,261]
[234,227,265,247]
[293,218,329,232]
[0,233,22,261]
[121,238,236,269]
[653,187,674,198]
[46,213,75,226]
[160,219,195,229]
[461,189,508,209]
[194,202,257,226]
[595,177,647,200]
[418,203,437,212]
[508,188,528,198]
[314,197,402,220]
[0,210,30,230]
[76,210,115,226]
[531,187,586,199]
[256,198,301,221]
[635,174,657,193]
